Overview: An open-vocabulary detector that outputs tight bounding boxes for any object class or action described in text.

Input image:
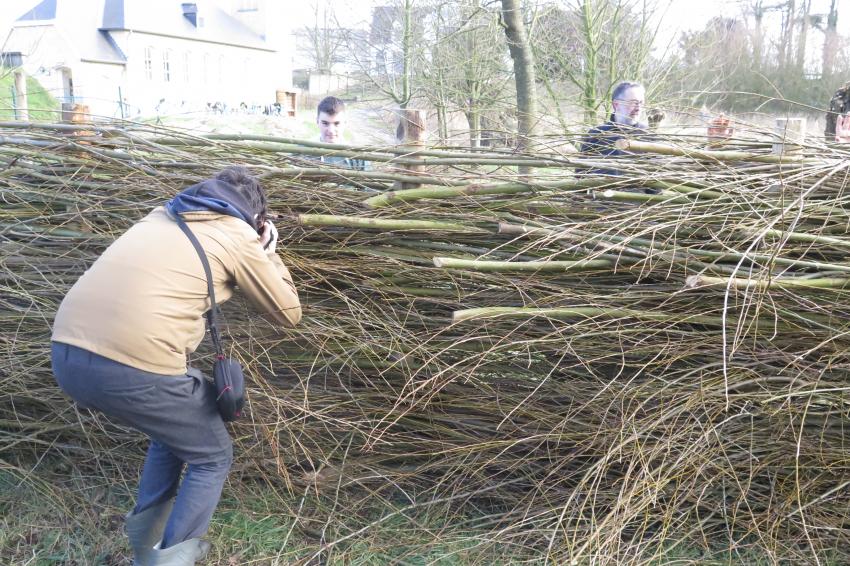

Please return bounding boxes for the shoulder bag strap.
[173,214,225,357]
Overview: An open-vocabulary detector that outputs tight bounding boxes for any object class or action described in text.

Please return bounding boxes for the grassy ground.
[0,70,60,121]
[2,453,811,565]
[0,453,529,565]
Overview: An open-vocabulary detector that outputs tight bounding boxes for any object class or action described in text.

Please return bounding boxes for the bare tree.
[500,0,538,157]
[531,0,661,124]
[340,0,426,108]
[794,0,811,71]
[670,0,849,111]
[296,2,346,73]
[820,0,839,78]
[421,0,512,146]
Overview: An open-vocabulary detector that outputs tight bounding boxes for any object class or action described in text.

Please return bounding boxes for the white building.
[2,0,293,118]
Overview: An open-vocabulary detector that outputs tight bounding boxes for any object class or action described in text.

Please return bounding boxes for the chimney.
[182,3,198,26]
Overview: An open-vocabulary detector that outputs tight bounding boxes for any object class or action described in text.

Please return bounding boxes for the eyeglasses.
[614,99,645,108]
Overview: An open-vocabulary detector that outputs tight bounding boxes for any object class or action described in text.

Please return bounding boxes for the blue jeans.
[51,342,233,547]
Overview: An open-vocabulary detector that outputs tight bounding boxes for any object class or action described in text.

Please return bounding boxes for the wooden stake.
[13,70,28,121]
[772,118,806,155]
[395,109,426,190]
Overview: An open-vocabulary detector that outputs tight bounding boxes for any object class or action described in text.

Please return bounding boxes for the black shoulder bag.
[174,215,245,422]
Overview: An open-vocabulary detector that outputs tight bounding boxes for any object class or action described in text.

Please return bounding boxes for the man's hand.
[260,220,278,253]
[836,114,850,143]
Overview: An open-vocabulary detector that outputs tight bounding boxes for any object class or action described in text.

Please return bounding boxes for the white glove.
[260,220,278,253]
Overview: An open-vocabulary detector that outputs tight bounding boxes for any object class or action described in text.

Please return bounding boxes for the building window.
[163,50,171,82]
[183,51,190,83]
[144,47,153,80]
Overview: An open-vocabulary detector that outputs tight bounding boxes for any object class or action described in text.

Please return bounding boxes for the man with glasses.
[579,81,653,181]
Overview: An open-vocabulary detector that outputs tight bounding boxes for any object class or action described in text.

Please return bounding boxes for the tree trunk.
[466,110,481,148]
[795,0,810,71]
[395,109,427,189]
[500,0,537,172]
[780,0,796,68]
[466,1,480,148]
[13,69,28,121]
[400,0,413,109]
[437,104,448,143]
[430,4,449,143]
[580,0,599,123]
[822,0,838,77]
[753,1,764,68]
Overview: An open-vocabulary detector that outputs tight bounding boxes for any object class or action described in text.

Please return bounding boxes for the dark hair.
[215,166,267,229]
[611,81,644,101]
[317,96,346,117]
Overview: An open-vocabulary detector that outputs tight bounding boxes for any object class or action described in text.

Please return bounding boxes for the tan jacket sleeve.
[231,235,302,327]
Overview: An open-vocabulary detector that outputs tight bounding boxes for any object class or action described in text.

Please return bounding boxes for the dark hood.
[165,178,257,230]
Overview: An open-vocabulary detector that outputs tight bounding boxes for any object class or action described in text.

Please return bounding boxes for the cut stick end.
[684,274,704,288]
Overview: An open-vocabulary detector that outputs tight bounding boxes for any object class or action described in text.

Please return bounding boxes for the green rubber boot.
[125,499,174,566]
[149,538,211,565]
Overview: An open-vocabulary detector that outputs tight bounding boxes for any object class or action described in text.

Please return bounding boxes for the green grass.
[0,460,131,565]
[0,69,61,121]
[205,484,523,564]
[0,455,525,565]
[2,455,838,565]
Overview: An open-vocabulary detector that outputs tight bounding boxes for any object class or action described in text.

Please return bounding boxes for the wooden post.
[13,69,28,121]
[276,90,297,117]
[772,118,807,155]
[394,109,426,190]
[61,103,91,124]
[707,115,733,145]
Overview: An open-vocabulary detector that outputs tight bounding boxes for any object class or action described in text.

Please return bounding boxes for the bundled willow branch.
[3,121,850,564]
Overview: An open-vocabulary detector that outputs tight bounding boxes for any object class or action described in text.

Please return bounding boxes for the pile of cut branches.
[3,120,850,564]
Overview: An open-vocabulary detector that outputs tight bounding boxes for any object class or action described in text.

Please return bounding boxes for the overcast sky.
[2,0,847,56]
[278,0,850,38]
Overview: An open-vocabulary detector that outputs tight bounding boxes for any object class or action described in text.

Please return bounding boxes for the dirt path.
[147,103,397,146]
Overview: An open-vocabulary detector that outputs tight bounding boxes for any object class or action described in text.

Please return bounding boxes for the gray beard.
[615,115,647,129]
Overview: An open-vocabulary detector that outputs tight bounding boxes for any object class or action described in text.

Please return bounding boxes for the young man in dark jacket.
[51,167,301,565]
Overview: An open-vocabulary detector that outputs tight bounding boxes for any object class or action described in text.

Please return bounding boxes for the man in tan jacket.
[51,167,301,565]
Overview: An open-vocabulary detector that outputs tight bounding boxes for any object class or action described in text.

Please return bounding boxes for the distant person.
[314,96,368,171]
[579,81,652,178]
[51,167,302,564]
